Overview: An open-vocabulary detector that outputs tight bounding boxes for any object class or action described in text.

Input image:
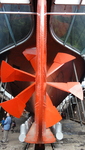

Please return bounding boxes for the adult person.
[1,113,12,143]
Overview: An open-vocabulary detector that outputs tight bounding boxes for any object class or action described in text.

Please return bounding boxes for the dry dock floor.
[0,117,85,150]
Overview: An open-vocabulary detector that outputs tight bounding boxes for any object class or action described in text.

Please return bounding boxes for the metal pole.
[47,12,85,15]
[0,82,7,103]
[0,11,37,15]
[73,62,84,125]
[65,100,70,119]
[0,82,7,111]
[0,11,85,15]
[69,97,75,119]
[73,62,85,119]
[3,7,16,45]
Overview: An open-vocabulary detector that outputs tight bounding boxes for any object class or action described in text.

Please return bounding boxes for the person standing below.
[1,113,12,143]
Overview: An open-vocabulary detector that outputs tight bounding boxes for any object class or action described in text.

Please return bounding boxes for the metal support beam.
[69,97,75,118]
[73,62,85,125]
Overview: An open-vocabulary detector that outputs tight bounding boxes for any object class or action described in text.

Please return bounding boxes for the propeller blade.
[45,93,62,128]
[23,48,36,71]
[0,98,25,118]
[1,61,35,82]
[47,53,76,77]
[47,82,83,100]
[0,83,35,118]
[17,82,35,104]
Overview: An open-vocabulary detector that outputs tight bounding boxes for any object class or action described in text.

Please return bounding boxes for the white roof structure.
[54,0,85,5]
[0,0,30,4]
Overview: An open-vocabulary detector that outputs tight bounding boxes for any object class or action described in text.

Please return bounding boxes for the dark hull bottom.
[0,31,85,113]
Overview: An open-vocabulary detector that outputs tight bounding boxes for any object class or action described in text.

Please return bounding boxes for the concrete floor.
[53,119,85,150]
[0,118,85,150]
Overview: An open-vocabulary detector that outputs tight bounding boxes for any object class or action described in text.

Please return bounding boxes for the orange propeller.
[45,93,62,128]
[0,51,83,144]
[1,61,35,82]
[47,53,76,77]
[0,98,25,118]
[47,82,83,100]
[0,83,35,118]
[23,47,36,72]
